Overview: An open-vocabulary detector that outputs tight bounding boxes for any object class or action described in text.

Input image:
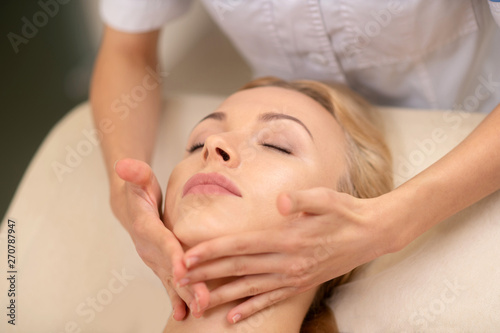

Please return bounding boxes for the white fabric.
[100,0,500,113]
[1,95,498,332]
[331,108,500,332]
[99,0,193,33]
[490,0,500,26]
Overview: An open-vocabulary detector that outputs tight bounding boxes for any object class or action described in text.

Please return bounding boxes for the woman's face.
[164,86,347,247]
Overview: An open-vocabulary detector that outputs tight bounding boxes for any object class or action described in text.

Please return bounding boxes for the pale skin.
[162,85,347,331]
[91,24,500,324]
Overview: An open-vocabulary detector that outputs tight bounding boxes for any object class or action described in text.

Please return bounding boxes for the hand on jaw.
[173,187,399,323]
[113,158,210,321]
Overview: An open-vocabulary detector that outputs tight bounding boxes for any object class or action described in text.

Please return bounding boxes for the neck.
[164,277,318,333]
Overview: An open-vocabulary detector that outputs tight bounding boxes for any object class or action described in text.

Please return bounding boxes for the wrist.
[372,189,416,255]
[379,177,440,254]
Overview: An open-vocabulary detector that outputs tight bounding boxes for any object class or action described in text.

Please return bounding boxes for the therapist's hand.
[112,158,210,320]
[179,187,403,323]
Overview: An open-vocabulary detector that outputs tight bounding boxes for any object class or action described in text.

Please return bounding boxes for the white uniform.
[101,0,500,113]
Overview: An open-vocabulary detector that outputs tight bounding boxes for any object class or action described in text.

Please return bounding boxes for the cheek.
[269,155,339,191]
[252,162,322,194]
[241,162,317,224]
[164,161,195,228]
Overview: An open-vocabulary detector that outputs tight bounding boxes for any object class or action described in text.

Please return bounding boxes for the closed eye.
[261,143,291,154]
[187,142,204,153]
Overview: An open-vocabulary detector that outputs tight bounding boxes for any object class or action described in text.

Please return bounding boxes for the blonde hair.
[239,77,394,332]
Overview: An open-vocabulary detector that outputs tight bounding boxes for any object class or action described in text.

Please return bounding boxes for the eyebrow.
[196,111,313,140]
[197,112,226,124]
[259,112,313,140]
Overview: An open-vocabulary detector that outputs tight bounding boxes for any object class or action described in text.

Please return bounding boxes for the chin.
[168,195,283,248]
[170,200,248,248]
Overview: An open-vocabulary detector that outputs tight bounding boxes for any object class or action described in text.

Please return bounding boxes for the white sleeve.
[489,0,500,27]
[99,0,193,33]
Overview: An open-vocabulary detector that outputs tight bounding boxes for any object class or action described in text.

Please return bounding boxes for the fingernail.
[232,314,241,324]
[113,159,119,171]
[194,293,201,312]
[177,278,190,287]
[189,300,197,315]
[186,256,199,268]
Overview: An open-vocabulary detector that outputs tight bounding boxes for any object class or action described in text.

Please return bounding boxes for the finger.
[168,238,187,282]
[165,277,210,318]
[184,232,285,267]
[181,254,284,284]
[279,188,337,215]
[165,281,187,321]
[174,283,196,313]
[205,274,285,310]
[276,192,294,216]
[115,158,152,186]
[189,282,210,315]
[133,218,187,283]
[158,230,208,309]
[226,287,293,324]
[174,282,211,318]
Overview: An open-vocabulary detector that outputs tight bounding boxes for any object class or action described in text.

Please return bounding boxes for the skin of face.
[164,86,348,248]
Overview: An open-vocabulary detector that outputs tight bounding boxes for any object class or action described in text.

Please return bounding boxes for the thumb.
[115,158,163,213]
[277,188,336,216]
[114,158,154,187]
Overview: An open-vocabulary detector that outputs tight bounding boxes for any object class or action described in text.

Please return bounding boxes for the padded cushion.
[331,108,500,332]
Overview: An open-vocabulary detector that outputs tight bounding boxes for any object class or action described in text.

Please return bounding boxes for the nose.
[202,134,240,168]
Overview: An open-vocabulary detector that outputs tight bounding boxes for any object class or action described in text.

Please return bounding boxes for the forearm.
[387,104,500,250]
[90,27,162,190]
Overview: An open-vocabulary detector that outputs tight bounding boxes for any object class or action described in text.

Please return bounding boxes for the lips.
[182,172,242,197]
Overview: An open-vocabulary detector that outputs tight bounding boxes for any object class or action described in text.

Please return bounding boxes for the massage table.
[1,94,499,332]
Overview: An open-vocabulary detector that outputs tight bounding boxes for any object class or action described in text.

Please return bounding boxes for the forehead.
[215,86,344,139]
[219,86,329,117]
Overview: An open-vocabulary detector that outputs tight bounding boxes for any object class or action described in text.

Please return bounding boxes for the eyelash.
[187,142,204,153]
[186,142,292,154]
[261,143,292,154]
